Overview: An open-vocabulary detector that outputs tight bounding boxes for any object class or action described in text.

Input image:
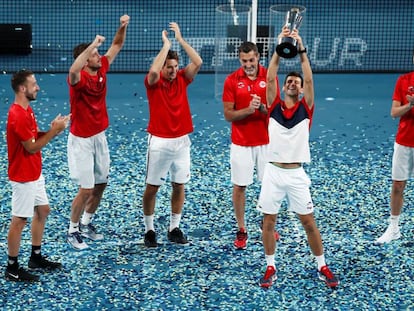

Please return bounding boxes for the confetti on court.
[0,73,412,310]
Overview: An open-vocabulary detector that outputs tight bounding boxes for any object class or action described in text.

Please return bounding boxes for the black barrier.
[0,24,32,55]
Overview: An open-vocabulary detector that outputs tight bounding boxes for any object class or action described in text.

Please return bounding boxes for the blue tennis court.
[0,72,413,310]
[1,0,413,309]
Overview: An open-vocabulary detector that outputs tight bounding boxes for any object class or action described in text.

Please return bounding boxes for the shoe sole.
[234,245,247,250]
[28,263,62,270]
[234,241,248,250]
[168,240,190,246]
[81,233,104,241]
[233,239,249,250]
[5,273,39,282]
[318,274,339,288]
[259,275,277,288]
[374,232,401,245]
[167,234,190,246]
[67,240,89,250]
[144,237,157,247]
[5,276,39,282]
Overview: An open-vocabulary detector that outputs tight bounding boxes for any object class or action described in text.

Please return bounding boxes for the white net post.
[250,0,258,43]
[214,4,251,101]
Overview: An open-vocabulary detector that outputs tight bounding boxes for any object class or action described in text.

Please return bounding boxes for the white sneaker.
[67,231,89,250]
[80,223,104,241]
[375,225,401,244]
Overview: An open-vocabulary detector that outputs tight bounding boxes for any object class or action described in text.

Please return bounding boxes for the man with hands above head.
[66,15,129,250]
[142,22,202,248]
[257,26,339,288]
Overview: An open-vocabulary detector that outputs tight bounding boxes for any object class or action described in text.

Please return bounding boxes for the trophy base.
[276,37,298,59]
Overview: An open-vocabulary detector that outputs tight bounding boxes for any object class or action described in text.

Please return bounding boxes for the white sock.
[169,213,182,232]
[81,212,94,226]
[315,254,326,271]
[390,215,400,229]
[265,254,275,268]
[68,221,79,234]
[144,214,155,232]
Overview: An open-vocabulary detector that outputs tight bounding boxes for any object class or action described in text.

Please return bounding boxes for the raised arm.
[267,28,290,107]
[291,29,314,108]
[147,30,172,86]
[68,35,105,86]
[267,52,280,109]
[105,15,130,64]
[170,22,203,80]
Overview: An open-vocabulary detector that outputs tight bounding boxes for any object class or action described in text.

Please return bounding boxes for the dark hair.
[11,69,34,93]
[166,50,179,62]
[73,42,91,59]
[284,71,304,87]
[238,42,259,55]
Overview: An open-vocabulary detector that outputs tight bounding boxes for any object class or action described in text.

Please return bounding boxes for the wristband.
[298,48,307,54]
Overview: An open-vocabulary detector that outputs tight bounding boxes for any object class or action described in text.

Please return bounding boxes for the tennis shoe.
[375,225,401,244]
[28,255,62,270]
[168,227,189,245]
[80,223,104,241]
[67,231,89,250]
[5,266,39,282]
[144,230,157,248]
[318,265,339,288]
[234,228,248,249]
[259,266,277,288]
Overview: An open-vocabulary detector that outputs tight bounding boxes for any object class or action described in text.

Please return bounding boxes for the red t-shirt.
[7,103,42,182]
[145,69,193,138]
[68,56,110,137]
[394,71,414,147]
[222,65,279,146]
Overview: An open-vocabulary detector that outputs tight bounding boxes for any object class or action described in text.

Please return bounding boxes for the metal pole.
[250,0,258,43]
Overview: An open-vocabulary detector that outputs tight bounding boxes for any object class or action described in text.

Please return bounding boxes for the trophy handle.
[284,11,292,28]
[292,15,303,30]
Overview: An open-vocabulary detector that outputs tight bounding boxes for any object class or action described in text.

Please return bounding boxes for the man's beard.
[25,94,36,101]
[244,67,256,76]
[89,64,102,71]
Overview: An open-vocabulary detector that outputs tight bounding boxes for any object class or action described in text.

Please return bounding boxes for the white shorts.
[67,131,110,189]
[392,142,414,181]
[145,134,191,186]
[257,163,314,215]
[230,143,268,186]
[11,174,49,218]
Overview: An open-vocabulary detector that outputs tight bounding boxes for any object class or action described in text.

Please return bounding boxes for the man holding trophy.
[256,14,339,288]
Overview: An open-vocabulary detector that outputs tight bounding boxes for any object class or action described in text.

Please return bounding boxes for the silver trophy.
[276,8,303,58]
